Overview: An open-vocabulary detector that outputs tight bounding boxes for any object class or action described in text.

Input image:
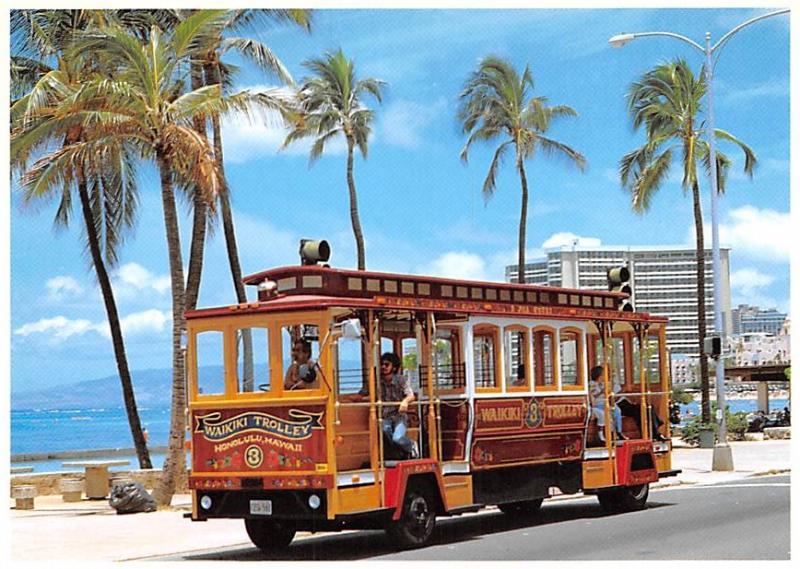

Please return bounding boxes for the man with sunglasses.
[284,339,318,390]
[379,352,418,459]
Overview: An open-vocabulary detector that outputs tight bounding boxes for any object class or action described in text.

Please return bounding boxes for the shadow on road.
[177,500,673,561]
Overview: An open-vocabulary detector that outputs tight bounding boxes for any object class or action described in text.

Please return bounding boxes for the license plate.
[249,500,272,516]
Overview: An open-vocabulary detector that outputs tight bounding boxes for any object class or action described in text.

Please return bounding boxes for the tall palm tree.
[10,9,153,469]
[188,9,311,390]
[620,59,756,424]
[23,11,265,505]
[283,49,385,271]
[458,56,586,282]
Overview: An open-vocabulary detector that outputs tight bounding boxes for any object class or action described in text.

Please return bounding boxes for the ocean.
[11,398,789,473]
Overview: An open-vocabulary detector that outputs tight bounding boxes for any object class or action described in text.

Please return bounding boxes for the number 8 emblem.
[245,445,264,468]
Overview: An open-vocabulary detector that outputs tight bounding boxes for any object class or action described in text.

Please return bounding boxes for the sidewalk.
[10,438,791,561]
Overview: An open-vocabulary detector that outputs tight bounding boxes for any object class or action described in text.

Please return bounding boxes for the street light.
[609,9,789,471]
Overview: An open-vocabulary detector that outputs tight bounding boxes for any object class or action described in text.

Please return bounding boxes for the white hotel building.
[506,245,732,358]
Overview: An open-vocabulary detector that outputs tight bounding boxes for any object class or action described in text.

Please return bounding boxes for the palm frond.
[220,36,293,85]
[482,140,512,200]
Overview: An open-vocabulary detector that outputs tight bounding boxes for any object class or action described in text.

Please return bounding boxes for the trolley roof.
[185,265,667,325]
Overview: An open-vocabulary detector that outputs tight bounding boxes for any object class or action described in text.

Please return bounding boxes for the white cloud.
[46,276,83,300]
[378,98,446,149]
[720,78,789,104]
[119,309,171,337]
[14,316,98,340]
[14,309,171,343]
[730,268,775,295]
[220,84,346,164]
[541,232,602,249]
[417,252,487,281]
[688,206,790,263]
[114,263,171,295]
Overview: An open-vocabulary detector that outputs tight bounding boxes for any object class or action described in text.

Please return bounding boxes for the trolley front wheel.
[386,486,437,549]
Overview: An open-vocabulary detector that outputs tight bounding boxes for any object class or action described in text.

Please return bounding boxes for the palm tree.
[23,11,266,505]
[283,49,385,271]
[620,59,756,424]
[458,56,586,282]
[187,9,311,389]
[10,9,153,469]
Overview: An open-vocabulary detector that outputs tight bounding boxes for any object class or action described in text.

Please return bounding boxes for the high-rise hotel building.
[506,245,732,357]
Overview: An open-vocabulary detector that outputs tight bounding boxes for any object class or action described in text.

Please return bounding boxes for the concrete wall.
[9,469,188,497]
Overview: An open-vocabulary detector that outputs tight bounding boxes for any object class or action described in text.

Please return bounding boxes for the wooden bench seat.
[586,416,640,446]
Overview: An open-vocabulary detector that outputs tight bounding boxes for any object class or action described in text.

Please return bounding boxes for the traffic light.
[606,265,634,312]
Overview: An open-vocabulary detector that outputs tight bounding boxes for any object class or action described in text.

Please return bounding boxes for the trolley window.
[504,326,530,391]
[533,326,557,390]
[559,327,584,389]
[281,324,321,391]
[235,326,270,393]
[432,327,465,392]
[196,330,226,396]
[473,325,500,392]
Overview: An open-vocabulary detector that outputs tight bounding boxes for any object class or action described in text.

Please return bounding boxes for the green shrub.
[679,403,749,445]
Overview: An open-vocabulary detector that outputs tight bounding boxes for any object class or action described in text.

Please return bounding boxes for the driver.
[284,339,318,390]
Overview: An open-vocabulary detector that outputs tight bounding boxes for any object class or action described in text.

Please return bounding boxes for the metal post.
[706,32,733,471]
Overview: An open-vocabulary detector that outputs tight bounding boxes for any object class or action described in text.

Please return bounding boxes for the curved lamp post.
[609,9,789,471]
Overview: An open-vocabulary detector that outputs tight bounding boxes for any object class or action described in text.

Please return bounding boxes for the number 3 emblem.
[245,445,264,468]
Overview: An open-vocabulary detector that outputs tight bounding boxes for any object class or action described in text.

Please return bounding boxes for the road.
[144,475,790,561]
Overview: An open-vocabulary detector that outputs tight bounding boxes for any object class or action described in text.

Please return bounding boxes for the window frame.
[432,326,466,395]
[558,326,585,391]
[190,327,230,402]
[503,325,531,392]
[532,325,558,392]
[472,324,502,394]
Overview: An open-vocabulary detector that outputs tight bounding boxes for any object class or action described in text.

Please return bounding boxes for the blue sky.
[8,8,791,392]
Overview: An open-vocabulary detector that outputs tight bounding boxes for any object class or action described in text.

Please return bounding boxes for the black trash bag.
[109,481,157,514]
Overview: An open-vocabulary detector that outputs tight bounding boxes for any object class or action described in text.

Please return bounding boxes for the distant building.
[507,244,732,357]
[731,331,791,367]
[670,353,698,386]
[731,304,788,335]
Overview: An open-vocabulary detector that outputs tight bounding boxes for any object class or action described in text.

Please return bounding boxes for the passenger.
[617,393,667,441]
[589,366,627,442]
[379,352,419,459]
[284,339,318,390]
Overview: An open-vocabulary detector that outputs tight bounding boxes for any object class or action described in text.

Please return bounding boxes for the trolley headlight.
[200,495,213,510]
[308,494,321,510]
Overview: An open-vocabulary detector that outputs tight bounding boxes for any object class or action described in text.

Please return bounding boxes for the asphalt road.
[151,475,790,561]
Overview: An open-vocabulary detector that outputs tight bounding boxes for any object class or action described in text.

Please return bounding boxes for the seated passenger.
[589,366,627,442]
[379,352,418,459]
[616,393,667,441]
[284,339,318,390]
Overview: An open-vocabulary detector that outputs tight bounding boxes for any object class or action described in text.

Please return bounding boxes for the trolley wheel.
[597,483,649,513]
[497,498,544,516]
[244,518,296,552]
[386,485,437,549]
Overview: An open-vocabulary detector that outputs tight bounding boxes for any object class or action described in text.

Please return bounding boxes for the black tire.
[386,486,437,549]
[244,519,296,552]
[597,483,649,513]
[497,498,544,516]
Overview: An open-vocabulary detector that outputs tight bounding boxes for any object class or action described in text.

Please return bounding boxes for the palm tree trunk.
[346,137,366,270]
[153,148,188,507]
[75,165,152,470]
[692,180,711,424]
[207,60,253,390]
[184,59,208,312]
[516,156,529,284]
